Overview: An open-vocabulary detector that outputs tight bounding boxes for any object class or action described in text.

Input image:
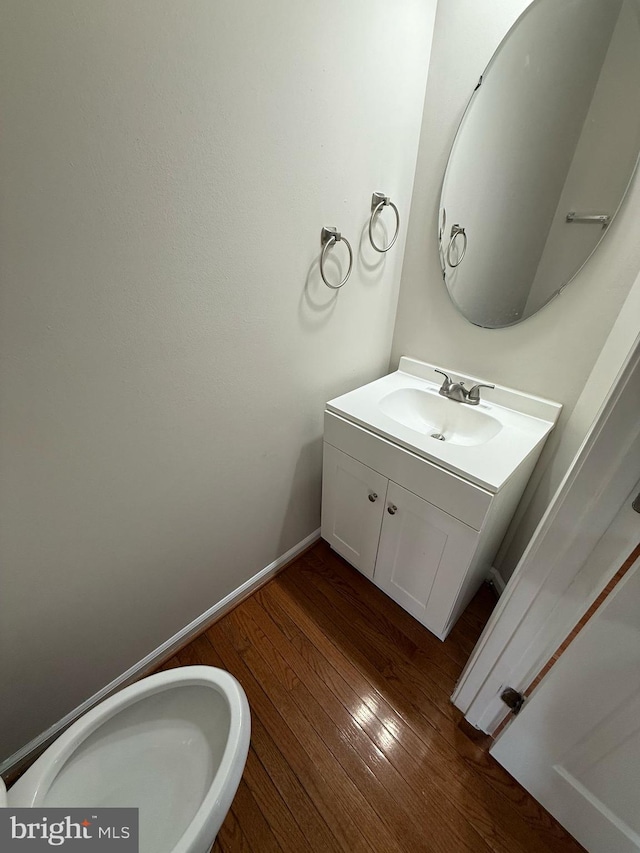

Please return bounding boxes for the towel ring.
[320,226,353,289]
[368,192,400,253]
[446,224,467,268]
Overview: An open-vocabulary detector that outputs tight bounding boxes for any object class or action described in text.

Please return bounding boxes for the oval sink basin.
[379,388,502,446]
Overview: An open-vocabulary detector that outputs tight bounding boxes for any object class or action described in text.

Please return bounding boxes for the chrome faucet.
[434,369,495,406]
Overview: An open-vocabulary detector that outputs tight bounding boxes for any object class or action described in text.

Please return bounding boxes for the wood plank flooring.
[159,540,584,853]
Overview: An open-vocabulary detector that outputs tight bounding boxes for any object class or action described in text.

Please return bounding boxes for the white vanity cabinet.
[322,441,481,637]
[321,425,492,639]
[375,480,479,633]
[321,359,561,640]
[321,443,388,581]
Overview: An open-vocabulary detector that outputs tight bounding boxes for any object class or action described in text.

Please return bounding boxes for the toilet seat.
[5,666,250,853]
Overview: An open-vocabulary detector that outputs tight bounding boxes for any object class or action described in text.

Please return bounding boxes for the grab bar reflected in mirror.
[566,211,610,228]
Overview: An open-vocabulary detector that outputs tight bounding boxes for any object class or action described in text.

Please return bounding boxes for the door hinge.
[474,75,483,91]
[632,491,640,513]
[500,687,525,715]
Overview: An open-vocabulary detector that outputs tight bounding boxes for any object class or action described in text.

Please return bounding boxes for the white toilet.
[2,666,250,853]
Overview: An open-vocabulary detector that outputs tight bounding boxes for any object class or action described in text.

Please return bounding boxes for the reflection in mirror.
[439,0,640,328]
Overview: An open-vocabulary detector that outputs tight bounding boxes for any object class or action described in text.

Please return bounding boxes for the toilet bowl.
[2,665,250,853]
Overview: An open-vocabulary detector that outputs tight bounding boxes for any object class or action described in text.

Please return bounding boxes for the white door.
[321,443,388,579]
[374,481,478,637]
[491,548,640,853]
[453,344,640,733]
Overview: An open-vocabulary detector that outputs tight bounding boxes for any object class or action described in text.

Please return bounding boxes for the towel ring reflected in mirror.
[447,224,467,268]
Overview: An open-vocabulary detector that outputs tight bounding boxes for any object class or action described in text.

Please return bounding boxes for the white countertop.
[326,358,562,493]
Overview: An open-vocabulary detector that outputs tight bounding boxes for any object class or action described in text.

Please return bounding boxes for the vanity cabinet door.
[374,481,478,636]
[321,443,388,579]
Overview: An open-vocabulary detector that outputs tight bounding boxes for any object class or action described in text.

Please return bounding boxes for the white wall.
[0,0,436,761]
[500,268,640,576]
[391,0,640,578]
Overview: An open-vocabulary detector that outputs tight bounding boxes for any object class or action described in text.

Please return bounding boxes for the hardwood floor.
[159,540,584,853]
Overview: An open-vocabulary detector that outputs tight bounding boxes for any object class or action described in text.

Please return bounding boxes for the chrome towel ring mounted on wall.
[368,192,400,253]
[447,223,467,268]
[320,226,354,289]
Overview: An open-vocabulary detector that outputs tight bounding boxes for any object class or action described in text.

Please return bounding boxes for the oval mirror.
[439,0,640,328]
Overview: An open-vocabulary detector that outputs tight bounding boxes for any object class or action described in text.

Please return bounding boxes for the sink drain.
[430,433,446,441]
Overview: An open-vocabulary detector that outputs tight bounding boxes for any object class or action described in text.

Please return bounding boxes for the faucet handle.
[434,368,453,390]
[467,382,495,404]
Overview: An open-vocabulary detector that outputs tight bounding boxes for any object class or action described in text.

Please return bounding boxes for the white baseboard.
[1,528,321,778]
[488,566,507,596]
